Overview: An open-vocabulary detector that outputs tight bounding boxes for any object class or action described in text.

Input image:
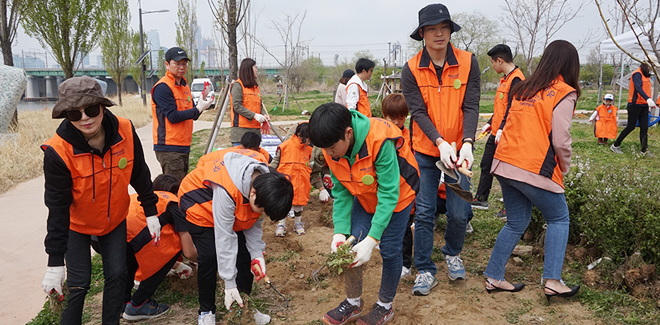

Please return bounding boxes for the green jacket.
[331,110,400,241]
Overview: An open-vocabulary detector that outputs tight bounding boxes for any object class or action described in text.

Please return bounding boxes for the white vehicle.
[190,78,215,107]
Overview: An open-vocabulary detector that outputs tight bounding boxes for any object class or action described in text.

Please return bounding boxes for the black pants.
[123,248,180,306]
[188,222,253,314]
[614,104,649,152]
[61,221,127,325]
[475,135,497,201]
[402,198,448,269]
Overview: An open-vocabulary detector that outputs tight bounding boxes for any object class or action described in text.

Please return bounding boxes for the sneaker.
[641,151,654,157]
[287,210,295,218]
[400,266,412,279]
[198,311,215,325]
[294,221,305,235]
[610,144,623,154]
[253,310,271,325]
[412,271,438,296]
[495,208,507,221]
[445,255,466,280]
[122,299,169,321]
[323,298,363,325]
[471,199,489,210]
[466,221,473,234]
[355,304,394,325]
[275,224,286,237]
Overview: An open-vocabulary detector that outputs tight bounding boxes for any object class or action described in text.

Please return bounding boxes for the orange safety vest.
[324,118,419,213]
[151,71,194,148]
[628,68,652,105]
[494,77,576,188]
[225,145,269,163]
[126,191,182,281]
[179,148,262,231]
[259,147,272,163]
[492,68,525,130]
[230,79,262,129]
[594,104,618,139]
[408,45,473,156]
[346,81,372,117]
[41,117,135,235]
[276,134,313,206]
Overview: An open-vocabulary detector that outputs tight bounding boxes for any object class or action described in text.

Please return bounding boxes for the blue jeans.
[413,152,472,276]
[349,198,412,303]
[484,176,570,281]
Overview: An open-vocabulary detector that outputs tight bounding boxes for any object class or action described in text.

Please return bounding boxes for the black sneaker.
[356,304,394,325]
[323,298,363,325]
[495,208,507,221]
[471,198,489,210]
[122,299,169,321]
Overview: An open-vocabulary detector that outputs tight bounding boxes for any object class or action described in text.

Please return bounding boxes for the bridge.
[21,67,284,100]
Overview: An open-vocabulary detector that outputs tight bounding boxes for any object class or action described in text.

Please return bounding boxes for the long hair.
[640,63,651,78]
[510,40,581,101]
[239,58,258,88]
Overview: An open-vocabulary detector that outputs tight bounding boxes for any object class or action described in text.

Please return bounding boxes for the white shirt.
[345,74,368,110]
[335,83,348,107]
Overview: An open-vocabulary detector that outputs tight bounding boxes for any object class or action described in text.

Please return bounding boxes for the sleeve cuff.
[48,254,65,267]
[143,205,158,218]
[224,278,237,289]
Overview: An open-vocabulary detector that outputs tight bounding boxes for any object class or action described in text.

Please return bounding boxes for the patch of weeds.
[465,212,504,248]
[430,245,444,262]
[88,254,104,296]
[305,320,325,325]
[580,287,660,324]
[467,264,485,276]
[275,250,299,262]
[316,293,338,305]
[504,298,533,324]
[288,262,297,272]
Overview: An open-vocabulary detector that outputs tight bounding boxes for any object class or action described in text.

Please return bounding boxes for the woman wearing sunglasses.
[40,76,161,324]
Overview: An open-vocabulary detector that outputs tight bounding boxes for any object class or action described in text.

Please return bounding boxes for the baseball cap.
[342,69,355,79]
[603,94,614,101]
[165,47,190,62]
[410,3,461,41]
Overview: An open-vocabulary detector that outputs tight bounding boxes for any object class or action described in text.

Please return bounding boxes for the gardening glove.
[350,236,378,268]
[42,266,65,300]
[331,234,346,253]
[322,174,334,190]
[253,113,266,123]
[173,261,193,279]
[647,98,656,109]
[224,287,244,310]
[457,142,474,169]
[481,123,491,134]
[437,140,456,169]
[146,216,161,245]
[197,96,213,112]
[250,257,267,281]
[495,129,503,145]
[319,189,330,202]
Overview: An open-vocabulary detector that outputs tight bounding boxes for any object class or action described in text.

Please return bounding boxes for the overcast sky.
[12,0,613,68]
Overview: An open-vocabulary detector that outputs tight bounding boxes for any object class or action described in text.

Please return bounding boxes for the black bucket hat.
[52,76,116,119]
[410,3,461,41]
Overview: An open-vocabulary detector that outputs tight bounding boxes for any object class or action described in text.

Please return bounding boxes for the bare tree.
[239,2,257,59]
[502,0,585,74]
[208,0,250,80]
[0,0,22,66]
[176,0,198,83]
[451,12,499,53]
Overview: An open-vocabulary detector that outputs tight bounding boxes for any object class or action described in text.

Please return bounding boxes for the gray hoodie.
[211,152,269,289]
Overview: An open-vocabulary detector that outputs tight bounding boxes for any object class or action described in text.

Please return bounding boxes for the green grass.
[580,287,660,324]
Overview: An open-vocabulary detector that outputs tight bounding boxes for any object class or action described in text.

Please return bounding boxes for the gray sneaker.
[641,151,654,157]
[412,271,438,296]
[445,255,466,280]
[471,199,489,210]
[610,144,623,154]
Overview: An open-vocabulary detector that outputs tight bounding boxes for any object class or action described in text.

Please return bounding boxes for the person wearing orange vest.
[309,103,419,325]
[179,148,293,325]
[123,174,198,321]
[485,40,581,300]
[152,47,214,182]
[589,94,618,145]
[401,3,480,296]
[239,131,272,164]
[346,58,375,117]
[611,62,656,155]
[270,122,313,236]
[230,58,270,146]
[41,76,161,324]
[472,44,525,211]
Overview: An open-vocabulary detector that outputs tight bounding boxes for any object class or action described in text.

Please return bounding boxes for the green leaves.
[325,242,354,276]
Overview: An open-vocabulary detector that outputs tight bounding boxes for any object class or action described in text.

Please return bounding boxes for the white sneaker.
[253,310,271,325]
[400,266,412,278]
[466,221,473,234]
[198,311,215,325]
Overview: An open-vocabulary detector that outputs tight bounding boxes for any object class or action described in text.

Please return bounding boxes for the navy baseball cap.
[165,47,190,62]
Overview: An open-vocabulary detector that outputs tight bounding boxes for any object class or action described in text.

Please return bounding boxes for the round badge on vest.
[453,79,461,90]
[118,157,128,169]
[361,175,374,185]
[187,95,191,102]
[499,93,504,99]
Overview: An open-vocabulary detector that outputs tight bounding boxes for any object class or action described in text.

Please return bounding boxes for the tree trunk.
[227,0,238,80]
[117,79,123,106]
[1,41,13,65]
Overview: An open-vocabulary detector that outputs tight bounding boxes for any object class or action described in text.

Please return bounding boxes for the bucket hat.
[410,3,461,41]
[52,76,116,119]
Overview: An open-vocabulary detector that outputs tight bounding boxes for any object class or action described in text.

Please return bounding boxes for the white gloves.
[350,236,378,268]
[224,287,244,310]
[481,123,491,134]
[250,257,266,281]
[253,113,266,123]
[457,142,474,169]
[173,261,193,279]
[42,266,65,299]
[331,233,346,253]
[437,140,456,169]
[647,98,656,109]
[319,189,330,202]
[495,129,503,145]
[197,96,213,112]
[146,216,161,245]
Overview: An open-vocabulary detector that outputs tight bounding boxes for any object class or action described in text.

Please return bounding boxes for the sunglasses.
[65,105,101,121]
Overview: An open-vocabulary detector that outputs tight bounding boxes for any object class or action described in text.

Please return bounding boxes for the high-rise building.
[146,30,161,69]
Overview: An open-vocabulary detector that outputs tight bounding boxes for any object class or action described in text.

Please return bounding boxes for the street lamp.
[138,0,169,106]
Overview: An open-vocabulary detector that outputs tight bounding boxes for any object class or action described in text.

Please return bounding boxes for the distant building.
[146,30,161,69]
